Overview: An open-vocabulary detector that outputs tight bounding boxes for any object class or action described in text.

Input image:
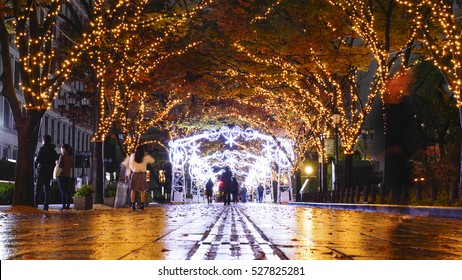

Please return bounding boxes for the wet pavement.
[1,202,462,260]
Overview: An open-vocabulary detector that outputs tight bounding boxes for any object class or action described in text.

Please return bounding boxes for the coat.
[35,143,58,180]
[205,179,214,196]
[220,169,233,192]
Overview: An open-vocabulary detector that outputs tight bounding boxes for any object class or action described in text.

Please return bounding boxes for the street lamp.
[305,165,313,176]
[300,164,313,199]
[57,91,91,179]
[332,112,341,166]
[320,132,326,196]
[361,127,374,160]
[58,92,78,178]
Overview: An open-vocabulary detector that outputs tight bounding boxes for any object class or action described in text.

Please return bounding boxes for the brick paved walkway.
[1,203,462,260]
[187,205,283,260]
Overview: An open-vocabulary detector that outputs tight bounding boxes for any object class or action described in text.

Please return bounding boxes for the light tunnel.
[168,126,294,203]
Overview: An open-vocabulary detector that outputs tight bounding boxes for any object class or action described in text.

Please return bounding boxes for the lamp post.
[58,92,76,178]
[332,111,341,201]
[159,170,166,200]
[300,165,313,193]
[57,91,91,181]
[320,133,326,196]
[361,127,374,160]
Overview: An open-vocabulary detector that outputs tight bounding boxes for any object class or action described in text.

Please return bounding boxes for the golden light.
[305,165,313,175]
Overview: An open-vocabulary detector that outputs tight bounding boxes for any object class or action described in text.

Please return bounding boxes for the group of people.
[35,136,265,210]
[35,135,74,211]
[35,134,155,212]
[204,166,256,204]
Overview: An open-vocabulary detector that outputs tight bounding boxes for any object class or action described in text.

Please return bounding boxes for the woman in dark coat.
[231,177,239,204]
[205,178,214,204]
[57,144,74,210]
[220,166,233,205]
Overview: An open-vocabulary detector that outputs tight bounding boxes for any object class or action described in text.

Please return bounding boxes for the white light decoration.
[168,126,294,203]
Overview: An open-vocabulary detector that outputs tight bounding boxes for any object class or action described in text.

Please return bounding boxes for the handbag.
[53,164,60,180]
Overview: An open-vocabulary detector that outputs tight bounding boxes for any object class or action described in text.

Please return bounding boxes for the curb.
[289,202,462,219]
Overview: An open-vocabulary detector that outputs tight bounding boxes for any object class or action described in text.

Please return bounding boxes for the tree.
[326,0,422,204]
[89,0,214,154]
[397,0,462,197]
[410,60,459,161]
[0,0,156,206]
[0,0,88,207]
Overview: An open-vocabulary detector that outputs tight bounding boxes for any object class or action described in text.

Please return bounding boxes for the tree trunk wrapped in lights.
[396,0,462,198]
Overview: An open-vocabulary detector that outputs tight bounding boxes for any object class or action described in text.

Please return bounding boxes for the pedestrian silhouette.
[257,183,264,203]
[220,166,233,205]
[205,178,214,204]
[57,144,74,210]
[240,185,247,203]
[35,135,59,211]
[232,177,239,204]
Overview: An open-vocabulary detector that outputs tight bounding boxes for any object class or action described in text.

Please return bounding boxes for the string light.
[396,0,461,106]
[168,125,294,198]
[232,41,380,157]
[89,0,213,144]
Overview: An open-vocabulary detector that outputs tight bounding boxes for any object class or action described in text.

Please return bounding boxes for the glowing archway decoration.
[168,126,294,203]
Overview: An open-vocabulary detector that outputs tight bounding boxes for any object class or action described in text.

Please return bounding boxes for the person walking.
[257,183,264,203]
[240,185,247,203]
[205,178,214,204]
[220,166,233,205]
[231,177,239,204]
[35,135,59,211]
[126,145,155,210]
[57,144,74,210]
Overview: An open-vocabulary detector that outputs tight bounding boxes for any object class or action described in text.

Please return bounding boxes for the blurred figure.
[240,186,247,203]
[383,69,414,204]
[257,183,264,203]
[220,166,233,205]
[205,178,214,204]
[231,177,239,204]
[114,156,131,208]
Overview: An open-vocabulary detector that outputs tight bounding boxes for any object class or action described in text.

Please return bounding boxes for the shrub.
[0,182,14,205]
[74,184,94,197]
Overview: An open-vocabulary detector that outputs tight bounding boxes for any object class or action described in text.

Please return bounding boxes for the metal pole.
[335,127,339,168]
[334,125,340,201]
[319,136,323,195]
[72,119,76,178]
[363,135,367,160]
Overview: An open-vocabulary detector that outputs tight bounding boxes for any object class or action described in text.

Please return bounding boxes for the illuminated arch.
[168,126,294,203]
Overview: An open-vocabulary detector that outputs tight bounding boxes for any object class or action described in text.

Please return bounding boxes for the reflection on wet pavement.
[1,203,461,260]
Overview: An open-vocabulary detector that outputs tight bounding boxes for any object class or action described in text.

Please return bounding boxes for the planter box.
[74,196,93,210]
[104,197,115,207]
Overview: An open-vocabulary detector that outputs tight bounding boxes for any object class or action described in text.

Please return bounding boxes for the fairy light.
[251,0,282,23]
[12,0,77,111]
[168,125,294,194]
[325,0,424,136]
[232,40,384,156]
[89,0,213,143]
[396,0,462,106]
[163,85,316,175]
